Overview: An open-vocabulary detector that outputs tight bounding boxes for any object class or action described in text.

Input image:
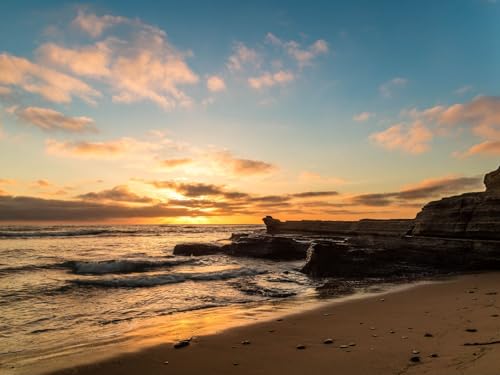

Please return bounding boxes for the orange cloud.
[215,151,277,175]
[77,185,154,203]
[248,70,294,89]
[0,53,101,104]
[353,112,375,122]
[46,137,161,160]
[40,11,199,111]
[370,121,433,154]
[206,75,226,92]
[457,140,500,158]
[160,158,193,169]
[72,9,126,38]
[12,106,95,133]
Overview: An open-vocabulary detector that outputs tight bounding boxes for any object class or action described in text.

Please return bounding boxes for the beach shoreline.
[27,271,500,375]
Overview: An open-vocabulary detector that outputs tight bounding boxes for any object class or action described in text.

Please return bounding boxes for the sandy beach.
[45,272,500,375]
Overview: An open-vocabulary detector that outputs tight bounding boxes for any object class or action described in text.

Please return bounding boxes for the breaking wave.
[72,268,265,288]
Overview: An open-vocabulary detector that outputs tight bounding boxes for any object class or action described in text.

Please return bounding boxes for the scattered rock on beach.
[241,340,251,345]
[412,350,420,354]
[173,340,190,349]
[430,353,439,358]
[424,333,433,337]
[339,344,349,349]
[466,328,478,332]
[323,338,333,344]
[410,356,421,363]
[296,344,306,350]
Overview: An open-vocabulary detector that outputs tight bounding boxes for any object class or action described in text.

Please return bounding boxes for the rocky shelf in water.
[173,165,500,280]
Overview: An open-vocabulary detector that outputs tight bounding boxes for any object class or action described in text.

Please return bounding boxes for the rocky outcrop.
[224,235,309,260]
[301,236,500,278]
[263,216,413,237]
[173,243,226,256]
[173,235,309,260]
[485,165,500,193]
[411,166,500,240]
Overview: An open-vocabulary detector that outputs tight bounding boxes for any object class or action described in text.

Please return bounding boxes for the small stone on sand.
[340,344,349,348]
[296,344,306,350]
[465,328,478,332]
[401,336,408,339]
[412,350,420,354]
[163,361,169,365]
[410,356,421,363]
[424,333,433,337]
[430,353,439,358]
[348,342,356,346]
[323,338,333,344]
[241,340,251,345]
[173,340,190,349]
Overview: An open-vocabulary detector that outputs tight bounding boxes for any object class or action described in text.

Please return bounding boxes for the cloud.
[149,181,226,197]
[353,112,375,122]
[0,195,200,221]
[214,151,277,175]
[206,75,226,92]
[39,11,199,110]
[0,86,12,96]
[248,70,294,89]
[37,42,111,77]
[291,191,338,198]
[266,33,329,68]
[423,96,500,140]
[0,53,101,104]
[45,137,162,160]
[34,179,52,188]
[160,158,193,169]
[457,140,500,158]
[0,179,16,185]
[77,185,154,203]
[376,96,500,156]
[454,85,473,96]
[370,121,433,154]
[11,106,95,133]
[227,42,261,72]
[72,9,126,38]
[351,175,482,206]
[379,77,407,98]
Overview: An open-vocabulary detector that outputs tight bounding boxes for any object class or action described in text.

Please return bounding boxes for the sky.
[0,0,499,224]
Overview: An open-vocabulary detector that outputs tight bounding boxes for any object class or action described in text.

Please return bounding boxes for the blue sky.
[0,1,499,223]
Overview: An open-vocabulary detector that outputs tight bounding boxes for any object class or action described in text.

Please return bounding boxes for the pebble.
[424,333,433,337]
[410,356,421,363]
[465,328,478,333]
[412,350,420,354]
[268,330,275,333]
[241,340,251,345]
[296,344,306,350]
[491,314,499,317]
[323,338,334,344]
[372,334,378,337]
[430,353,439,358]
[401,336,408,339]
[163,361,169,365]
[277,319,283,322]
[379,298,385,302]
[389,330,395,334]
[348,342,356,346]
[339,344,349,349]
[370,327,376,330]
[173,340,190,349]
[233,363,239,366]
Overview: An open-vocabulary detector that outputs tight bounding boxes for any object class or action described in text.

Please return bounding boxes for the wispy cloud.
[77,185,154,203]
[379,77,408,98]
[10,106,95,133]
[370,121,433,154]
[353,112,375,122]
[265,33,329,68]
[226,42,261,72]
[206,75,226,92]
[38,10,199,110]
[0,53,101,104]
[45,137,162,160]
[248,70,294,89]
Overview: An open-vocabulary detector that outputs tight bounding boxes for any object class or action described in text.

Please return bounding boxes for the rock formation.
[411,165,500,240]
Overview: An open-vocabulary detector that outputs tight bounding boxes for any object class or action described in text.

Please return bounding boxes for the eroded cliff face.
[411,165,500,240]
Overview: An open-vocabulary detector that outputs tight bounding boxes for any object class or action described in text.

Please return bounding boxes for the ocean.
[0,224,327,373]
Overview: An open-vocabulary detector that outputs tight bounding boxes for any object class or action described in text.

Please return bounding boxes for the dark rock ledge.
[173,165,500,279]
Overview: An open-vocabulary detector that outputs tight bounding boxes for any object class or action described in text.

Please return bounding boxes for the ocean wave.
[0,228,142,239]
[63,258,196,275]
[71,268,265,288]
[230,280,297,298]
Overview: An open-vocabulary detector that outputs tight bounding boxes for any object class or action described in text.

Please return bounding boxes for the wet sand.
[47,272,500,375]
